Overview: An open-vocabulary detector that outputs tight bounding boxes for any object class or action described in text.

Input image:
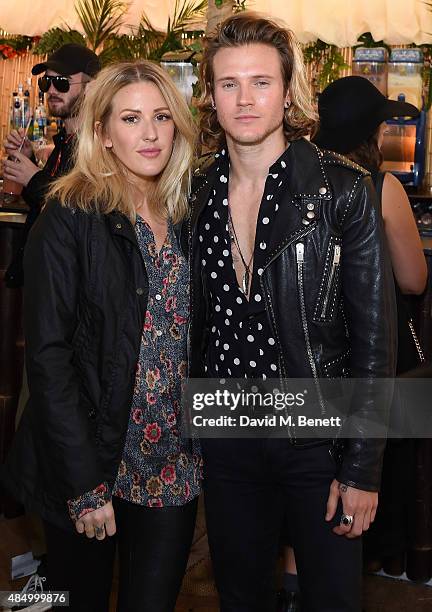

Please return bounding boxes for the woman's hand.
[75,501,116,540]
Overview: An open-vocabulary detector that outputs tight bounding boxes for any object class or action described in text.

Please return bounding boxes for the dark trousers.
[202,438,362,612]
[43,496,198,612]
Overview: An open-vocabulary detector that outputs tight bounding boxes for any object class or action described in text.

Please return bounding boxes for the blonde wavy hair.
[198,12,317,151]
[49,60,197,224]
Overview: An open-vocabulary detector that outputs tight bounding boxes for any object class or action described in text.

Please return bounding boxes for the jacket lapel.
[264,139,332,265]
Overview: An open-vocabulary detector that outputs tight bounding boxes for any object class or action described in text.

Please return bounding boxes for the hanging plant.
[303,39,349,96]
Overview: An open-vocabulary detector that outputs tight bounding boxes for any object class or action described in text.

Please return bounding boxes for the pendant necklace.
[227,207,253,295]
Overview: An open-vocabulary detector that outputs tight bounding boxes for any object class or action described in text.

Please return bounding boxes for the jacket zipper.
[296,242,326,415]
[321,243,341,319]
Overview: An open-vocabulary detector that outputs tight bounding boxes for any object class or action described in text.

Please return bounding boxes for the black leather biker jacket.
[184,138,397,492]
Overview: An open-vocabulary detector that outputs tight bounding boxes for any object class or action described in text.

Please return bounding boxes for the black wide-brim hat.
[312,76,420,154]
[32,43,101,78]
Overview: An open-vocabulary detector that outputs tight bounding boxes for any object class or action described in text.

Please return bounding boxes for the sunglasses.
[38,75,84,93]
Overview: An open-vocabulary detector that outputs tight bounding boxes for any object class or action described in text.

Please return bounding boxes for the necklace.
[227,207,253,295]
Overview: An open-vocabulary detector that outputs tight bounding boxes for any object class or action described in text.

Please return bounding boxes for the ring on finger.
[340,513,354,527]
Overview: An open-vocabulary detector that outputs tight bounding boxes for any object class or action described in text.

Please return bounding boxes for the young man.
[187,12,396,612]
[3,43,100,286]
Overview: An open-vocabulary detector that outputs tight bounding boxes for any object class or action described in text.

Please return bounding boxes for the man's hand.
[75,500,116,540]
[2,152,39,187]
[4,128,33,159]
[325,479,378,538]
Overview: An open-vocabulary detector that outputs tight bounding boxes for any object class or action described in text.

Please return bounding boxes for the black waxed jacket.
[185,138,397,492]
[0,200,183,530]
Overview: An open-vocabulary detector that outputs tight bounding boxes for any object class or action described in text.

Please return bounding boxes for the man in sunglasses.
[3,43,100,287]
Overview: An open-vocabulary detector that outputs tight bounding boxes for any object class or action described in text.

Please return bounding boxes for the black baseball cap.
[32,43,101,77]
[312,76,420,154]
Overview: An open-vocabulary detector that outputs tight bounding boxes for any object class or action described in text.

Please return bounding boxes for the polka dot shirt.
[198,147,291,380]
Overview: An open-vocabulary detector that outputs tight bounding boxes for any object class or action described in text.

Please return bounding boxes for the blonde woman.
[1,61,201,612]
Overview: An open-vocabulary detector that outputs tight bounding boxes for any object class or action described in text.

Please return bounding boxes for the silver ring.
[95,525,105,537]
[340,513,354,527]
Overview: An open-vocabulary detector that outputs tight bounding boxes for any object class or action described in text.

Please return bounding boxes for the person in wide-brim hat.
[312,75,419,154]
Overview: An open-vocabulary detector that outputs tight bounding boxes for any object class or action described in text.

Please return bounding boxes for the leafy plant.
[303,40,349,95]
[33,27,85,55]
[33,0,207,65]
[75,0,126,53]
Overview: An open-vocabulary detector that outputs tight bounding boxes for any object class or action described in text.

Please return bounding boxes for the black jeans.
[43,496,198,612]
[202,438,362,612]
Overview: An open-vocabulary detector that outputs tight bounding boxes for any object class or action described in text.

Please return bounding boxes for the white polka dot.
[260,242,266,250]
[259,349,264,356]
[221,149,226,155]
[207,247,213,254]
[223,284,230,291]
[281,160,286,168]
[208,198,213,205]
[257,323,263,330]
[215,364,219,371]
[199,235,203,242]
[268,337,275,345]
[234,358,240,365]
[213,189,216,195]
[262,374,267,380]
[222,198,228,206]
[247,334,254,342]
[270,364,277,371]
[278,181,283,187]
[254,294,262,302]
[218,260,224,267]
[212,326,216,332]
[239,322,243,328]
[262,217,269,224]
[220,354,225,361]
[215,305,221,312]
[227,368,232,375]
[223,343,229,350]
[266,194,273,200]
[202,259,206,266]
[223,249,229,257]
[215,339,220,347]
[272,173,279,179]
[220,175,227,183]
[258,268,263,276]
[214,236,219,243]
[236,296,243,304]
[250,360,256,367]
[205,223,210,230]
[211,272,217,279]
[275,204,279,211]
[226,308,233,316]
[214,211,220,219]
[225,319,230,325]
[234,333,239,340]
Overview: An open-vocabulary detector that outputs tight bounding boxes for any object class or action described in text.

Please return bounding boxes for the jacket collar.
[191,138,332,262]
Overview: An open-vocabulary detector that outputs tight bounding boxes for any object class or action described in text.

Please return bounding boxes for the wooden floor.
[1,515,432,611]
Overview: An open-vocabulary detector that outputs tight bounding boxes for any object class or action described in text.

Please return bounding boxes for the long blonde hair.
[198,12,317,151]
[49,60,197,223]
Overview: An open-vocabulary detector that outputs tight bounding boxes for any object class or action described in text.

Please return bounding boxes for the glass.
[2,156,23,196]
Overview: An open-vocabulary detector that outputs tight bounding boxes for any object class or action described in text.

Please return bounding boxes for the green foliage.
[75,0,126,52]
[33,28,85,55]
[303,40,349,93]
